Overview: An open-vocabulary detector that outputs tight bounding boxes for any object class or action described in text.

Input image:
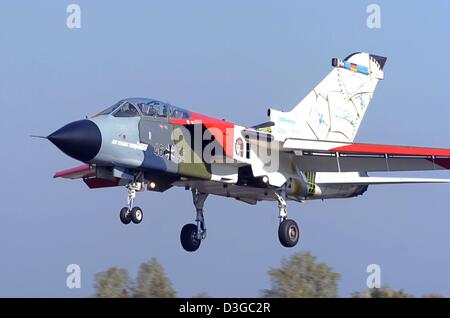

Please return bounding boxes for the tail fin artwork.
[268,52,386,142]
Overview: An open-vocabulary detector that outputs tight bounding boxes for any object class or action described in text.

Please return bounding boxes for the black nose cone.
[48,120,101,162]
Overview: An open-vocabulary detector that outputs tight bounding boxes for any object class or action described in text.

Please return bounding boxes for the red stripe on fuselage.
[170,111,235,158]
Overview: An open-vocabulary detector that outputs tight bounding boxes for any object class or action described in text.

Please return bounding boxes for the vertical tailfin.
[269,52,386,142]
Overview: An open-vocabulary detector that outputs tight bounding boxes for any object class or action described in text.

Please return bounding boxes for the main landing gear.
[180,189,208,252]
[120,182,144,225]
[274,191,300,248]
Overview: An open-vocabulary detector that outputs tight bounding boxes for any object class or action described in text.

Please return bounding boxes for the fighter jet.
[44,52,450,252]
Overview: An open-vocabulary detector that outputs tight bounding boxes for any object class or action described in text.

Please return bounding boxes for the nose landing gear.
[119,182,144,225]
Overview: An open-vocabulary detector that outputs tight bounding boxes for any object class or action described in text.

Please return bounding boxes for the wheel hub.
[135,211,142,220]
[191,231,200,246]
[288,225,298,241]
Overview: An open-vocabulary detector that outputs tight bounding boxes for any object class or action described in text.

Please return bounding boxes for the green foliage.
[351,288,413,298]
[93,258,175,298]
[421,293,443,298]
[261,252,340,298]
[94,267,131,298]
[135,257,176,298]
[93,254,444,299]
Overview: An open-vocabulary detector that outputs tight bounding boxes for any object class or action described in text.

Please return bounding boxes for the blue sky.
[1,1,449,297]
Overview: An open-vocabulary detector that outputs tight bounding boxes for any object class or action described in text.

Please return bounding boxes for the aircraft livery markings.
[111,139,148,151]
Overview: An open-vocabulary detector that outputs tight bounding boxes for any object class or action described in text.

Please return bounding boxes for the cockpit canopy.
[98,98,190,120]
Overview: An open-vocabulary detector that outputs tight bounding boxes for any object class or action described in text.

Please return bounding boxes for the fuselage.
[48,97,368,203]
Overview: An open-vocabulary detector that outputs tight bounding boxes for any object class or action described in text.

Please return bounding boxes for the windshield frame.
[111,101,142,118]
[97,100,125,116]
[96,98,191,120]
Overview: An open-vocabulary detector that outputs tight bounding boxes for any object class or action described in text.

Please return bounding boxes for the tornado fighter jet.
[45,52,450,252]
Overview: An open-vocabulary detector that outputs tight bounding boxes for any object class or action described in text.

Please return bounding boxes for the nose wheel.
[119,206,144,225]
[120,207,131,224]
[119,182,144,225]
[130,206,143,224]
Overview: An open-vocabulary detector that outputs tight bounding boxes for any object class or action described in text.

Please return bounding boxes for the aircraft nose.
[48,120,102,162]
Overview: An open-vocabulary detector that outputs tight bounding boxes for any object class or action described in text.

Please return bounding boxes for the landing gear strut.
[180,189,208,252]
[120,182,144,225]
[275,191,299,247]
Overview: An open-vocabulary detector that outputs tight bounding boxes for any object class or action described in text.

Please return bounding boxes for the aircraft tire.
[131,206,144,224]
[120,207,131,225]
[180,223,201,252]
[278,219,299,247]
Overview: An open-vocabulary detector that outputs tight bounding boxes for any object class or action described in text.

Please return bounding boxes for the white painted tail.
[269,52,386,142]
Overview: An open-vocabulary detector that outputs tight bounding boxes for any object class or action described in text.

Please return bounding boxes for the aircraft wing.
[315,174,450,185]
[53,164,95,179]
[283,138,450,172]
[54,164,125,188]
